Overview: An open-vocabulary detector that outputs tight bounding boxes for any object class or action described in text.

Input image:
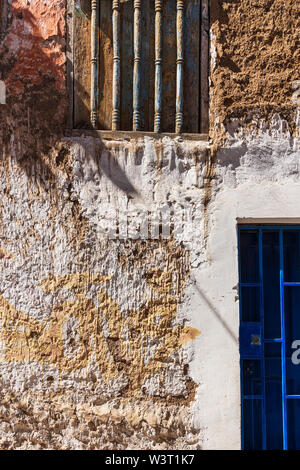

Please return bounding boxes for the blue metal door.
[239,226,300,450]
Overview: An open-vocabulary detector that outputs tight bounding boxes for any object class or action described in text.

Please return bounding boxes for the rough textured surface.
[0,132,206,449]
[210,0,299,147]
[0,0,299,450]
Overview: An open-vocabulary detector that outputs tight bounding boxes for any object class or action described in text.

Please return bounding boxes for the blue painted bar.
[244,396,263,400]
[240,282,261,287]
[279,230,288,450]
[133,0,141,131]
[286,395,300,399]
[175,0,184,133]
[240,226,300,231]
[90,0,99,128]
[154,0,162,133]
[264,338,283,342]
[259,228,267,449]
[238,228,245,450]
[112,0,121,130]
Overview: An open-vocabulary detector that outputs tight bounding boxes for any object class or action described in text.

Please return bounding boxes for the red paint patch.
[4,0,66,95]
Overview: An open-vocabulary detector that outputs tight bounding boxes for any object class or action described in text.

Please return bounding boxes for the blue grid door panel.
[239,226,300,450]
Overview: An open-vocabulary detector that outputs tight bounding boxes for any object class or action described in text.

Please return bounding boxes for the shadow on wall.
[87,141,139,197]
[0,3,68,186]
[210,0,241,74]
[72,78,140,198]
[0,1,140,202]
[193,281,238,344]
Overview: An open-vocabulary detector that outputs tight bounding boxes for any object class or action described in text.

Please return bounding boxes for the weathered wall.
[0,0,299,450]
[210,0,299,148]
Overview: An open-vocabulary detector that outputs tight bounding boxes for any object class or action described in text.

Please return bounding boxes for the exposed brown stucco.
[210,0,299,147]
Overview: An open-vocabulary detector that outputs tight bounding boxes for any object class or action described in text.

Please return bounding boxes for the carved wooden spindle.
[200,0,209,134]
[175,0,184,134]
[90,0,99,128]
[133,0,141,131]
[154,0,163,133]
[112,0,121,130]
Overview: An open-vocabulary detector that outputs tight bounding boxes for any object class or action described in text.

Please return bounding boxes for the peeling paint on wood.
[154,0,162,133]
[112,0,121,130]
[175,0,184,134]
[133,0,142,131]
[90,0,99,128]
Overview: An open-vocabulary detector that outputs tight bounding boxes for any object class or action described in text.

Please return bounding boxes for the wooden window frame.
[66,0,209,140]
[0,0,8,42]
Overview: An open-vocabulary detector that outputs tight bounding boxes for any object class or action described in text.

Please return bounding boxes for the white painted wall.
[0,111,299,449]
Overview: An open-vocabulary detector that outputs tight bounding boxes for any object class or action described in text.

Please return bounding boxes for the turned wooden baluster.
[133,0,141,131]
[90,0,99,128]
[112,0,121,130]
[175,0,184,134]
[154,0,163,133]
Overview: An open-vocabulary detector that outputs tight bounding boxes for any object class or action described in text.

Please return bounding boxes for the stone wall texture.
[0,0,299,449]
